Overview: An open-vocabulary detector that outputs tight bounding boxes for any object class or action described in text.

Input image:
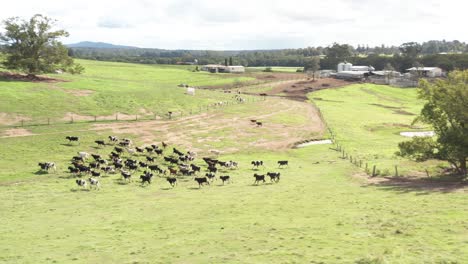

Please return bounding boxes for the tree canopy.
[397,70,468,176]
[0,14,83,75]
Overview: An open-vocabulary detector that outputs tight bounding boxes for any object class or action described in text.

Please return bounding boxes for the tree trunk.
[460,158,467,177]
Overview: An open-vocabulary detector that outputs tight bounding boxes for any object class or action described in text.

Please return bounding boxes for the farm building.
[406,67,443,78]
[201,64,245,73]
[337,62,375,72]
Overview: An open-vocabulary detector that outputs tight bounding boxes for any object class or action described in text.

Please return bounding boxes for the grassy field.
[1,62,467,263]
[0,59,254,121]
[310,83,444,176]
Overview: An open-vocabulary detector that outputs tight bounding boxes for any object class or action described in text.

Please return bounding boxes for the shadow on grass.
[364,174,468,194]
[70,188,90,192]
[34,170,49,175]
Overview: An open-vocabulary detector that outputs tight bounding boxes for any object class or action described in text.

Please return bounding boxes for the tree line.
[67,41,468,72]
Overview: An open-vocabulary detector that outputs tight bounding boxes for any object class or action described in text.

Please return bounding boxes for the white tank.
[337,62,345,72]
[343,62,353,71]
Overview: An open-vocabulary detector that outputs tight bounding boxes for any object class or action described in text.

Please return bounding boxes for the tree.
[397,70,468,176]
[229,57,233,66]
[303,57,320,81]
[399,42,422,68]
[0,14,83,75]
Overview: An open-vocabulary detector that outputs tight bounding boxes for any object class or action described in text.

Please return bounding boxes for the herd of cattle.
[38,135,289,190]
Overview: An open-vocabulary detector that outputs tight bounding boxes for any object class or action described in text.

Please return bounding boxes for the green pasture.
[311,83,443,176]
[0,59,254,120]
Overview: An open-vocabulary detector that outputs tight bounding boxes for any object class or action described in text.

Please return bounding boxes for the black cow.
[205,172,216,181]
[136,147,145,153]
[173,147,184,156]
[66,136,79,144]
[114,147,124,153]
[253,174,266,185]
[208,166,217,173]
[146,156,155,163]
[140,172,153,185]
[251,161,264,169]
[154,149,164,156]
[190,164,201,173]
[256,122,263,127]
[267,172,280,183]
[91,154,101,160]
[90,171,101,177]
[162,141,168,149]
[219,175,231,185]
[277,160,289,168]
[95,140,106,147]
[194,177,209,188]
[68,166,79,175]
[121,170,132,181]
[166,177,177,187]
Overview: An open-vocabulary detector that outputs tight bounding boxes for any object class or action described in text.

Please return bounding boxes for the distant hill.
[66,41,139,49]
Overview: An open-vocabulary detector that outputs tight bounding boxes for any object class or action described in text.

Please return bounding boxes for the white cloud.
[0,0,466,49]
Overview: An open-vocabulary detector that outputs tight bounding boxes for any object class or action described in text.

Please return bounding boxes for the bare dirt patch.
[64,89,94,97]
[1,128,35,138]
[0,72,65,83]
[255,78,351,101]
[91,98,325,155]
[0,113,31,126]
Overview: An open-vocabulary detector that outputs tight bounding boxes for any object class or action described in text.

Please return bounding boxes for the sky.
[0,0,466,50]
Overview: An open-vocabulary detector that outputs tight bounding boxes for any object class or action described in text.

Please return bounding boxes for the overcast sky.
[0,0,466,50]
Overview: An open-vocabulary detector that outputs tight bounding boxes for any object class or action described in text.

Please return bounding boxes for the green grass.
[0,59,254,119]
[311,83,443,176]
[1,61,466,263]
[0,145,466,263]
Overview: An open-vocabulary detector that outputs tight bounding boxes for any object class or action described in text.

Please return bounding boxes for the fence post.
[359,160,362,168]
[47,118,50,125]
[395,165,399,177]
[135,115,138,121]
[372,165,377,177]
[71,115,74,123]
[350,156,353,163]
[116,114,118,121]
[94,116,97,122]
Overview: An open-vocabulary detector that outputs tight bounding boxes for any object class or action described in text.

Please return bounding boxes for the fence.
[313,102,402,178]
[0,96,266,130]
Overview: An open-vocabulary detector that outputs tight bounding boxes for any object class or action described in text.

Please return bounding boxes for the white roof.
[406,67,441,71]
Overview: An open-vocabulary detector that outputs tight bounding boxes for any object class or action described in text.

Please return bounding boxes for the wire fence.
[312,102,402,178]
[0,96,266,130]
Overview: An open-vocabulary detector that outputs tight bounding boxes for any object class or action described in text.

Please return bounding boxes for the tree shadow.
[34,170,49,175]
[363,174,468,194]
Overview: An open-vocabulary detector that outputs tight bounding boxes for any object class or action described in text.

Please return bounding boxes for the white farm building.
[201,64,245,73]
[406,67,443,78]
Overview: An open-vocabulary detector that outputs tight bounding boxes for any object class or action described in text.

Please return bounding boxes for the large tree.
[0,14,83,75]
[397,70,468,176]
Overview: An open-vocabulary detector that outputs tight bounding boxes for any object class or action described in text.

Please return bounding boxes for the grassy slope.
[0,59,254,119]
[0,146,466,263]
[311,84,443,176]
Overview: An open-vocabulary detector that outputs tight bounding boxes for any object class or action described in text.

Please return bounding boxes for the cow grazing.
[95,140,106,147]
[154,149,164,156]
[267,172,281,183]
[226,161,238,169]
[162,141,168,149]
[146,156,155,163]
[76,179,87,188]
[88,178,100,189]
[66,136,79,144]
[91,154,101,160]
[277,160,289,168]
[168,167,178,176]
[145,146,154,153]
[253,174,266,185]
[77,152,90,160]
[194,177,210,188]
[219,175,231,185]
[166,177,177,187]
[139,161,148,169]
[256,122,263,127]
[91,171,101,177]
[101,166,115,174]
[38,162,57,173]
[114,147,124,154]
[250,119,257,123]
